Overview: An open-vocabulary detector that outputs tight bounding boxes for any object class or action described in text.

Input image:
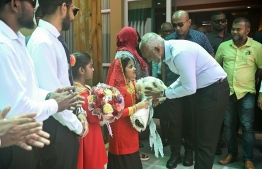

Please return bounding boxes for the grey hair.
[139,32,164,50]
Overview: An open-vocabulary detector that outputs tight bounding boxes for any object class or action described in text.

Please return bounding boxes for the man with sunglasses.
[27,0,86,169]
[0,0,85,169]
[164,10,214,169]
[207,11,232,54]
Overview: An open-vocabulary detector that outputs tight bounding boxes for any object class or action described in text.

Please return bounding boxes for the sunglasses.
[66,4,80,16]
[213,19,227,24]
[172,19,189,28]
[5,0,36,8]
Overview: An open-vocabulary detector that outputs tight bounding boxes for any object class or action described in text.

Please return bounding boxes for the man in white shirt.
[0,0,84,169]
[139,32,230,169]
[27,0,88,168]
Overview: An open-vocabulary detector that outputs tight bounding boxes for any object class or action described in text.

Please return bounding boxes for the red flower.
[70,54,76,67]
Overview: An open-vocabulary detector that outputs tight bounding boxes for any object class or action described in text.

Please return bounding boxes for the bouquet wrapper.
[88,83,124,137]
[130,108,149,132]
[133,77,167,158]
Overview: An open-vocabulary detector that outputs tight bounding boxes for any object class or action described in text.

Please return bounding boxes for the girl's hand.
[136,98,149,110]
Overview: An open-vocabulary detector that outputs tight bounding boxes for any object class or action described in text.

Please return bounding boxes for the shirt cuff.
[165,88,177,99]
[35,99,58,122]
[46,99,58,116]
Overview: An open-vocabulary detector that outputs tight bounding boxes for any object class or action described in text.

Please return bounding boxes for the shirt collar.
[163,41,172,63]
[38,19,61,38]
[0,20,25,41]
[230,37,252,48]
[175,29,191,39]
[210,31,231,38]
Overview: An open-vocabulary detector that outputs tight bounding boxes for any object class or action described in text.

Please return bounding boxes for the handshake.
[0,86,87,151]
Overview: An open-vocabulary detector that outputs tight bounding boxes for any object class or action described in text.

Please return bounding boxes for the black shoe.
[183,152,193,166]
[166,155,181,169]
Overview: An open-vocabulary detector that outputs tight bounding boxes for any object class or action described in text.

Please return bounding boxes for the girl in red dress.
[72,52,108,169]
[106,56,149,169]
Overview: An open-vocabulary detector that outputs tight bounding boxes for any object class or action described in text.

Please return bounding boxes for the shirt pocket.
[239,50,255,66]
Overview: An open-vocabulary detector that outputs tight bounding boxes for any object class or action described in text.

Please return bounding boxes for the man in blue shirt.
[163,10,214,169]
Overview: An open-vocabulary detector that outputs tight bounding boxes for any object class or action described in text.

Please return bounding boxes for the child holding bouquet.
[106,56,149,169]
[71,52,107,169]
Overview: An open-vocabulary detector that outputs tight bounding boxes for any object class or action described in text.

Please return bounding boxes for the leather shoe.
[183,152,193,166]
[166,155,182,169]
[244,161,255,169]
[219,154,238,165]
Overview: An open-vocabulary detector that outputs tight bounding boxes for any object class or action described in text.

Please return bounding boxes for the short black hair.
[120,55,131,76]
[210,11,225,20]
[39,0,72,16]
[0,0,8,11]
[233,17,251,28]
[72,52,92,78]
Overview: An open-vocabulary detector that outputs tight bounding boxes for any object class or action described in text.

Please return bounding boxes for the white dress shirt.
[164,40,227,99]
[0,21,58,121]
[27,19,82,135]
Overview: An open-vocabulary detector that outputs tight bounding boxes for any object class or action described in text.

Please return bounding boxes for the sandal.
[140,153,149,161]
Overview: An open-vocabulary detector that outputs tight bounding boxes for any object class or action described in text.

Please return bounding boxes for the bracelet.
[45,92,52,100]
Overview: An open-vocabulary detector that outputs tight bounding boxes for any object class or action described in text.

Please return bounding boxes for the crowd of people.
[0,0,262,169]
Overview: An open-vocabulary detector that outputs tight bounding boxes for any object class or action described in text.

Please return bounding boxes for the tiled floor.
[139,139,262,169]
[104,119,262,169]
[138,120,262,169]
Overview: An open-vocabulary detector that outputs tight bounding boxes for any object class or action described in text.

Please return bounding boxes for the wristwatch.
[160,90,165,97]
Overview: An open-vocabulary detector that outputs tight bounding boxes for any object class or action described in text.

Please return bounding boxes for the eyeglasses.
[5,0,36,8]
[66,4,80,16]
[213,19,227,24]
[172,19,189,28]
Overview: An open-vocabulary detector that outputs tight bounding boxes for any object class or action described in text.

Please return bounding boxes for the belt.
[216,78,226,84]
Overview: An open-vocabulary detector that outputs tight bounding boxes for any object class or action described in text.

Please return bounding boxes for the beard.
[62,12,71,31]
[214,25,225,31]
[232,34,245,43]
[18,3,34,29]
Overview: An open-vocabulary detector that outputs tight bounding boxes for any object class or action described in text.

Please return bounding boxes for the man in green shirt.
[215,17,262,169]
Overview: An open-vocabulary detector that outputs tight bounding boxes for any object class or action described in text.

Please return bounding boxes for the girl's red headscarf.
[116,27,149,75]
[106,58,126,88]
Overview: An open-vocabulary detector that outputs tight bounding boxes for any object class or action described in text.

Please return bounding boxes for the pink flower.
[114,103,122,112]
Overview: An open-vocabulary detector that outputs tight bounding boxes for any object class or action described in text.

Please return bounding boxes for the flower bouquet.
[131,76,167,132]
[87,83,124,136]
[131,76,167,158]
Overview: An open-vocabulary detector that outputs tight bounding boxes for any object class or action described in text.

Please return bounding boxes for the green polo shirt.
[215,37,262,99]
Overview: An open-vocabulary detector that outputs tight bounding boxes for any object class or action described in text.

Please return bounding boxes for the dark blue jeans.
[224,93,255,161]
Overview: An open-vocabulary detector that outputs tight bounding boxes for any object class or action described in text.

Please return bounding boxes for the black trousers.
[191,80,229,169]
[0,145,36,169]
[36,116,79,169]
[168,95,194,156]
